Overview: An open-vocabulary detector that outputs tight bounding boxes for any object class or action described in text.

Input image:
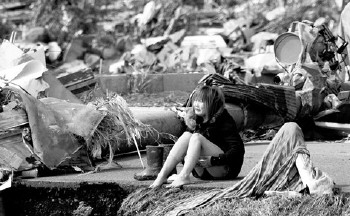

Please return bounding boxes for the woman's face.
[193,100,206,117]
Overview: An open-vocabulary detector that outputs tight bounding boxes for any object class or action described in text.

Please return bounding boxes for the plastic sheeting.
[13,88,105,168]
[0,40,49,98]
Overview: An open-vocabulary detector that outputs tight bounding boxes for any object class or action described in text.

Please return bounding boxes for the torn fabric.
[296,153,335,194]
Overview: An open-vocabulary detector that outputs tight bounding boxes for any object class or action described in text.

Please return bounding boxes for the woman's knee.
[183,131,193,136]
[178,131,192,142]
[281,122,301,133]
[173,131,192,148]
[189,133,203,145]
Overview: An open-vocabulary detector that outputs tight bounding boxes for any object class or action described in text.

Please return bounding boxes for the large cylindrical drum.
[274,32,302,65]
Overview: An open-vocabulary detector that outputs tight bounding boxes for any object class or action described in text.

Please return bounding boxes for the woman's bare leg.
[168,133,223,188]
[149,132,192,188]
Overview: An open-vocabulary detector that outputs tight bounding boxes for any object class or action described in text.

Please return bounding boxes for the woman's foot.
[167,174,178,183]
[149,176,167,188]
[166,174,191,188]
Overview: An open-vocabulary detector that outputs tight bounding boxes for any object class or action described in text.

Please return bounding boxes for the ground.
[1,182,130,216]
[3,141,349,215]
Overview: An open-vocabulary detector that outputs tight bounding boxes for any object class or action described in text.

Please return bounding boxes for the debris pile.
[0,0,349,188]
[0,39,171,189]
[1,0,343,86]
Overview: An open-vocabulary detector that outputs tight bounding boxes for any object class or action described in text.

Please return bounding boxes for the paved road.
[21,141,350,193]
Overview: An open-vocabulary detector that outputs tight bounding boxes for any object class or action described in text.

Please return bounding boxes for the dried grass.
[186,193,350,216]
[118,187,199,216]
[88,92,163,165]
[118,188,350,216]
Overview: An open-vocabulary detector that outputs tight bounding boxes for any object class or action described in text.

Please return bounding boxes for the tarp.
[11,87,105,168]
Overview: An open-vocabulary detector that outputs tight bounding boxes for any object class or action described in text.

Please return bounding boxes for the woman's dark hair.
[191,85,225,120]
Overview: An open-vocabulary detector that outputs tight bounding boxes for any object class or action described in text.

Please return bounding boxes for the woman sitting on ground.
[153,122,336,215]
[150,84,245,188]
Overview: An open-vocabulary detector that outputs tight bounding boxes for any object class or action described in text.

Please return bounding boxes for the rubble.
[0,0,349,187]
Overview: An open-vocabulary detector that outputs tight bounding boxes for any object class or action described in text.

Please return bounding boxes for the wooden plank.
[0,146,24,169]
[66,78,96,92]
[0,128,23,140]
[0,134,32,170]
[0,109,28,131]
[59,73,94,87]
[56,67,96,92]
[57,68,94,85]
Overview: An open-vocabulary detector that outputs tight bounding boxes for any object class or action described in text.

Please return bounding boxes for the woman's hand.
[197,156,212,168]
[184,107,196,130]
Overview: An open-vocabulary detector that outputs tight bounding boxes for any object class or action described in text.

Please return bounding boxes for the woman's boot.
[134,146,163,181]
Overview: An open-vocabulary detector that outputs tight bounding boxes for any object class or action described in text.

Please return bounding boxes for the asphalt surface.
[20,140,350,193]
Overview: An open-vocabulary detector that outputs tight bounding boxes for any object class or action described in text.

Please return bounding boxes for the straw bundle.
[88,92,158,167]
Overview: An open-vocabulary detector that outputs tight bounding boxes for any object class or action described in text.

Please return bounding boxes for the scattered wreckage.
[0,39,182,189]
[0,1,349,194]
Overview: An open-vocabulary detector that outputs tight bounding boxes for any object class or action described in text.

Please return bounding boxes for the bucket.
[274,32,302,65]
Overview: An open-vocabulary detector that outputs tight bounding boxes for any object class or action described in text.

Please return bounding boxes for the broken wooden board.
[0,109,28,131]
[51,60,96,96]
[0,146,24,170]
[0,128,24,140]
[55,67,94,89]
[0,133,33,170]
[0,108,31,170]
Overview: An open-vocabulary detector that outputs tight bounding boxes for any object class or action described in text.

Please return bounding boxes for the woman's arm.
[210,110,245,166]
